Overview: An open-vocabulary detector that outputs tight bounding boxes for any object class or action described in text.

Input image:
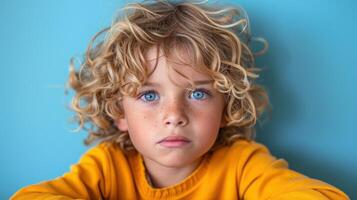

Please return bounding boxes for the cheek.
[125,107,159,139]
[127,112,153,132]
[125,114,154,152]
[124,101,157,125]
[202,115,222,133]
[193,106,223,134]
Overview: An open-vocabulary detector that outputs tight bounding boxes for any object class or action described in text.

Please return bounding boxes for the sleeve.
[11,144,111,200]
[237,142,350,200]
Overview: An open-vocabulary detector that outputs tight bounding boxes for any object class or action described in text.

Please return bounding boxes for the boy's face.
[116,46,226,169]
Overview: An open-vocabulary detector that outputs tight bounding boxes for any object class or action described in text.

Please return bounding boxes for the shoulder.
[93,142,125,156]
[76,142,133,185]
[230,140,270,152]
[78,142,128,168]
[210,140,283,173]
[212,140,275,162]
[210,141,350,199]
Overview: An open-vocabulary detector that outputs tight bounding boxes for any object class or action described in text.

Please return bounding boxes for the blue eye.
[140,90,159,102]
[190,89,209,100]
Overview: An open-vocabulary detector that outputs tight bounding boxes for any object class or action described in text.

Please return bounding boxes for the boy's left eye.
[189,89,210,100]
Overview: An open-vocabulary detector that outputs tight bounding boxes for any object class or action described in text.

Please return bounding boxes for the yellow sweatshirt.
[11,140,349,199]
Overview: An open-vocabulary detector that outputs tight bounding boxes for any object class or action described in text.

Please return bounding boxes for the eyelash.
[137,88,211,102]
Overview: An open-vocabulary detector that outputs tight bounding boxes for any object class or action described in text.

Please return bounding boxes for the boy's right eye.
[139,90,159,102]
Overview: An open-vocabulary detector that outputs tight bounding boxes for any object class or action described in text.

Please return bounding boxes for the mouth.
[158,135,191,148]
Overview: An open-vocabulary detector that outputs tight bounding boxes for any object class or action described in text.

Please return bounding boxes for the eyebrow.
[143,80,214,87]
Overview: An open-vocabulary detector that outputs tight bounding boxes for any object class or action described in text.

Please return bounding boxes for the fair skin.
[116,46,226,188]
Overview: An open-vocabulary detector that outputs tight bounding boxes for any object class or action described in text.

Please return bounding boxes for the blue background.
[1,0,356,199]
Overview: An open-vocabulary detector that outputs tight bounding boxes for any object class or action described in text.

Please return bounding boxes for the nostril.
[164,118,187,127]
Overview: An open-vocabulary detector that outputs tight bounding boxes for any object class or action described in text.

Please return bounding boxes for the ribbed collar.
[128,151,210,199]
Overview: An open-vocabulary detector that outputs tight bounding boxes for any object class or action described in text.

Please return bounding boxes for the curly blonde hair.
[68,0,271,151]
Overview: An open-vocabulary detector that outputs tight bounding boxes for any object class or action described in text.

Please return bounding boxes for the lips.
[158,135,190,148]
[159,135,190,142]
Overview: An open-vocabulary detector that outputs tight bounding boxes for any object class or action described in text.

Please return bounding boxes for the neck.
[142,157,203,188]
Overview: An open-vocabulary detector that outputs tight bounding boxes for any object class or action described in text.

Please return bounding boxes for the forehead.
[144,45,211,84]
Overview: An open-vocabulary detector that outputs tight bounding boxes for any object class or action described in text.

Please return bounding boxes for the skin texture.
[116,46,226,188]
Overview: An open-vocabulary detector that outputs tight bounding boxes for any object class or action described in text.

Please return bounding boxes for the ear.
[115,117,129,132]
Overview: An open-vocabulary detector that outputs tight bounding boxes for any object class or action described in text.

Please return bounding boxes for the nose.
[162,99,189,127]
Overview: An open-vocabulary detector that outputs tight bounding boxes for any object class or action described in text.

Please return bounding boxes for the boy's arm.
[237,142,350,200]
[11,144,111,200]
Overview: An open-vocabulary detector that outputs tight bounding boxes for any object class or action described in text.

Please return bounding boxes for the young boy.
[12,0,349,199]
